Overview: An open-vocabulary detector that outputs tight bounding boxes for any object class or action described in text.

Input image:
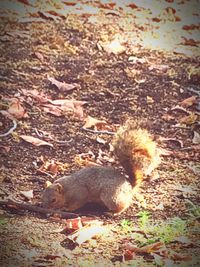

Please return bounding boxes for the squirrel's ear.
[55,183,63,193]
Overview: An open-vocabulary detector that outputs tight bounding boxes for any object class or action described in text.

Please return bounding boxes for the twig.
[34,128,72,144]
[82,127,115,135]
[0,198,80,219]
[0,119,17,137]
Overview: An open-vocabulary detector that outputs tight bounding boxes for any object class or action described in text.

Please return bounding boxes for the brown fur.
[41,121,161,214]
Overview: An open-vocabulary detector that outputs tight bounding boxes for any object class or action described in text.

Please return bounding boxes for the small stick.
[82,127,115,135]
[0,199,79,219]
[0,119,17,137]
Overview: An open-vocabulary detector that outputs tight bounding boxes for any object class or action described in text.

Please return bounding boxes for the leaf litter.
[0,1,200,266]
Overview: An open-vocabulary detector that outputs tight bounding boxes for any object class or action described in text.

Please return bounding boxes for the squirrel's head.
[41,183,65,209]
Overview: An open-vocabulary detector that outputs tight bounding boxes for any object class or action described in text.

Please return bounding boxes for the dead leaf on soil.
[83,115,114,131]
[192,131,200,144]
[170,252,192,261]
[66,225,109,245]
[128,56,147,64]
[20,190,34,200]
[159,137,183,148]
[124,241,165,254]
[179,113,198,125]
[96,149,114,165]
[162,113,176,122]
[98,38,126,55]
[48,76,80,92]
[63,217,103,232]
[180,96,197,108]
[34,52,44,62]
[20,135,53,147]
[147,96,154,104]
[74,151,99,167]
[0,145,11,153]
[96,137,107,145]
[37,159,69,175]
[122,250,136,261]
[8,99,28,119]
[21,89,51,104]
[49,99,86,119]
[42,104,63,116]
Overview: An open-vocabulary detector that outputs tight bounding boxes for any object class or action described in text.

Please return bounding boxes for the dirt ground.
[0,2,200,266]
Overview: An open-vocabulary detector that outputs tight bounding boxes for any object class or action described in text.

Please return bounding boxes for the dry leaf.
[179,113,198,125]
[45,181,52,188]
[128,56,146,64]
[67,225,109,245]
[42,104,63,116]
[74,151,98,166]
[49,99,86,119]
[100,38,126,55]
[38,159,68,175]
[20,135,53,147]
[20,190,34,200]
[34,52,44,62]
[122,250,136,261]
[124,241,165,254]
[65,217,83,230]
[180,96,197,108]
[48,76,79,92]
[21,89,51,104]
[83,116,113,131]
[170,252,192,261]
[147,96,154,104]
[192,131,200,144]
[8,99,27,119]
[162,113,175,122]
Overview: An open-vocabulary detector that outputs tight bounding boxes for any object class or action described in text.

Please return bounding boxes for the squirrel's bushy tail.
[112,120,161,187]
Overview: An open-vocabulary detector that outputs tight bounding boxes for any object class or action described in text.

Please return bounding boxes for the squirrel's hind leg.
[100,190,132,215]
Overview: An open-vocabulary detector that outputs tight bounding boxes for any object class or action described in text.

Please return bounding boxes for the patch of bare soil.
[0,11,200,267]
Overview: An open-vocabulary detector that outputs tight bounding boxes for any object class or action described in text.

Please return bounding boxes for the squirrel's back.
[42,166,132,213]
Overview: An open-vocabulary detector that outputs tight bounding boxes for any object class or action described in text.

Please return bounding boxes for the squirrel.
[41,120,161,214]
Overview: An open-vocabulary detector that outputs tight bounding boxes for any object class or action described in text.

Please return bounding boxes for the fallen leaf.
[162,113,176,122]
[20,190,33,200]
[8,99,27,119]
[124,241,165,254]
[67,225,109,245]
[122,250,136,261]
[170,252,192,261]
[21,89,51,104]
[20,135,53,147]
[49,99,86,119]
[96,137,107,145]
[159,137,183,148]
[83,116,113,131]
[45,181,52,188]
[42,104,63,116]
[74,151,98,166]
[34,52,44,62]
[38,159,68,175]
[99,38,126,55]
[65,217,83,230]
[48,76,79,92]
[128,56,146,64]
[179,113,198,125]
[147,96,154,104]
[192,131,200,144]
[180,96,197,108]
